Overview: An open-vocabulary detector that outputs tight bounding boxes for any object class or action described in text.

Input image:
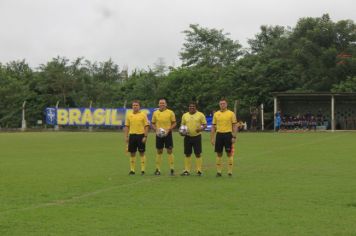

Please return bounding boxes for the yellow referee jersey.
[212,109,237,133]
[181,111,207,136]
[151,109,176,130]
[125,111,149,134]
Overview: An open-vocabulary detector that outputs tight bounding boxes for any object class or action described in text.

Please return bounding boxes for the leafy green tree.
[180,24,242,67]
[248,25,288,54]
[289,14,356,90]
[37,57,76,106]
[121,69,161,107]
[332,76,356,92]
[0,61,35,127]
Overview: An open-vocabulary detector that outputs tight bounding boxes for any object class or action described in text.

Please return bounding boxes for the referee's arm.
[232,123,238,143]
[124,125,129,144]
[142,125,149,143]
[210,124,216,145]
[169,121,177,132]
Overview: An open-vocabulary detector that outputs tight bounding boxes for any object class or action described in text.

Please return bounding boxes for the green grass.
[1,132,356,235]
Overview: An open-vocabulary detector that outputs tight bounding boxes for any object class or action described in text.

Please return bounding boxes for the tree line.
[0,14,355,128]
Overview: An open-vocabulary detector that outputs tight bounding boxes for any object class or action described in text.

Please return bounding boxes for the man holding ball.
[180,102,207,176]
[151,98,176,176]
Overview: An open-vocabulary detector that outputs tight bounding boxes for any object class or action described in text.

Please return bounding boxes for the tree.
[180,24,242,67]
[248,25,288,54]
[0,61,35,127]
[332,76,356,92]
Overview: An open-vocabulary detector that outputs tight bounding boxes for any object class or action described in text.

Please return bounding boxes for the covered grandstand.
[272,92,356,131]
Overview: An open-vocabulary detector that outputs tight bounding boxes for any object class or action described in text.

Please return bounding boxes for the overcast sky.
[0,0,355,71]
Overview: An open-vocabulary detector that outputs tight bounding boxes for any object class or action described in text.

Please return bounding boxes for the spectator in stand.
[294,114,302,130]
[288,116,294,130]
[317,109,323,126]
[275,111,281,131]
[250,107,258,131]
[306,111,312,121]
[280,116,286,130]
[302,116,308,130]
[310,116,317,131]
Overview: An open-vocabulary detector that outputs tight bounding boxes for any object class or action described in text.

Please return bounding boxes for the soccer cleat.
[216,172,222,177]
[170,169,175,176]
[228,173,232,177]
[129,171,135,175]
[197,171,203,176]
[154,169,161,176]
[180,171,190,176]
[141,171,145,176]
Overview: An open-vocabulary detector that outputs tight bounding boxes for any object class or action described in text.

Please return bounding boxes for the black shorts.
[184,135,202,156]
[156,131,173,149]
[215,132,232,153]
[128,134,145,153]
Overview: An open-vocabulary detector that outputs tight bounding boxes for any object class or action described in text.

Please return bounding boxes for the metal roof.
[272,92,356,97]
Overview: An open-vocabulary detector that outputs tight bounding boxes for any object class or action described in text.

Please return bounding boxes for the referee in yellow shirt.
[151,98,177,176]
[210,98,238,177]
[124,100,149,175]
[180,102,207,176]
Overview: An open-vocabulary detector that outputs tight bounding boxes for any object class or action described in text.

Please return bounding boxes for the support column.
[273,97,277,131]
[331,95,335,132]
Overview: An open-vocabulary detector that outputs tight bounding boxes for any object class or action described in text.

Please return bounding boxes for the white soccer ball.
[157,128,167,138]
[179,125,189,136]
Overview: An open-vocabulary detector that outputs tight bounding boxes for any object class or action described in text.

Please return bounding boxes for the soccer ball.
[179,125,189,136]
[157,128,167,138]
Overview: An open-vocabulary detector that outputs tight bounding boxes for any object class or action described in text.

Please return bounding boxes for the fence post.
[21,101,27,131]
[261,103,264,131]
[54,101,60,131]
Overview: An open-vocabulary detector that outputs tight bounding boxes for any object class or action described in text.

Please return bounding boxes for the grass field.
[1,131,356,235]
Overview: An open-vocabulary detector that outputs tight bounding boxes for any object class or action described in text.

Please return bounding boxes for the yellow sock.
[155,154,162,171]
[196,157,202,172]
[140,155,146,172]
[168,154,174,169]
[216,156,222,173]
[130,156,136,172]
[184,157,191,172]
[227,156,233,174]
